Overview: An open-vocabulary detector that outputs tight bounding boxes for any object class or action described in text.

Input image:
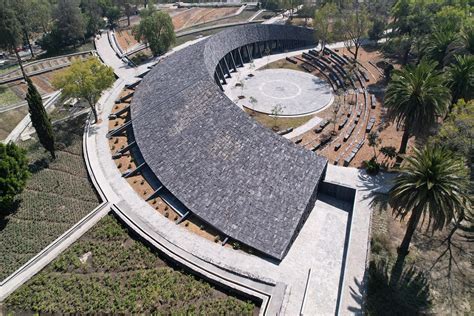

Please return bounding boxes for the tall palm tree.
[384,60,451,154]
[446,55,474,104]
[422,31,457,66]
[388,145,469,286]
[444,27,474,65]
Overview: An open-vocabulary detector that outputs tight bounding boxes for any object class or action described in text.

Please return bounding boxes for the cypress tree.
[25,77,56,159]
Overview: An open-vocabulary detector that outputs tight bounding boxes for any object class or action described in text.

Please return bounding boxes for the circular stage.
[240,69,333,116]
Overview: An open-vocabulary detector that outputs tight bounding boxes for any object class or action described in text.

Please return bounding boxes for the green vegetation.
[384,60,451,154]
[0,106,29,140]
[5,214,258,314]
[0,142,29,213]
[0,86,21,106]
[26,77,56,159]
[388,145,470,285]
[0,114,100,280]
[314,3,337,52]
[249,109,314,131]
[133,8,175,57]
[53,58,115,123]
[0,2,27,78]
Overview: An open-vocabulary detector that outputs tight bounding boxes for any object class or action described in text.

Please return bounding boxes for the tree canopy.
[384,60,451,153]
[26,77,56,159]
[0,143,29,213]
[132,9,175,57]
[53,58,115,123]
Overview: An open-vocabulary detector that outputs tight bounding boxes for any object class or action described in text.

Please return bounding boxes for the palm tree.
[422,31,457,66]
[388,145,469,286]
[446,55,474,105]
[384,60,451,154]
[444,27,474,65]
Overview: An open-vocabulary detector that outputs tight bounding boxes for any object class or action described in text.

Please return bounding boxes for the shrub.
[364,157,380,175]
[0,143,29,213]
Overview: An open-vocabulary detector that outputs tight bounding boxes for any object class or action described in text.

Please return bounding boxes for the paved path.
[87,32,396,315]
[238,68,333,116]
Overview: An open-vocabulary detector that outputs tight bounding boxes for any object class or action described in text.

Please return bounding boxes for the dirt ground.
[107,88,248,252]
[371,204,473,314]
[172,7,239,30]
[270,46,419,168]
[115,7,239,52]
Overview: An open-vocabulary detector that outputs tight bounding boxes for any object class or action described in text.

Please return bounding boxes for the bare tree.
[271,104,284,131]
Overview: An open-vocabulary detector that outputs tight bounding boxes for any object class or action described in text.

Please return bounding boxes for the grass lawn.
[0,105,29,140]
[4,214,259,314]
[0,86,22,107]
[246,109,314,131]
[0,64,19,76]
[367,201,472,314]
[260,59,304,72]
[36,40,95,60]
[174,27,230,47]
[0,114,100,281]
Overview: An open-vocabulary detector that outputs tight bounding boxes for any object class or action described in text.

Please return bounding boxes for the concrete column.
[229,52,237,72]
[237,48,244,66]
[245,45,252,62]
[214,72,223,91]
[222,58,231,78]
[217,62,227,84]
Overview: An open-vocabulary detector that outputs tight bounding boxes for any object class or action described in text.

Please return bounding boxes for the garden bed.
[0,114,100,281]
[3,214,259,314]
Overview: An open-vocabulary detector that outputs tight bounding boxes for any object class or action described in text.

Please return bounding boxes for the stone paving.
[236,68,333,116]
[89,30,397,315]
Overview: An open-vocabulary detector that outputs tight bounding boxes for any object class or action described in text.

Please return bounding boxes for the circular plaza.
[240,69,333,116]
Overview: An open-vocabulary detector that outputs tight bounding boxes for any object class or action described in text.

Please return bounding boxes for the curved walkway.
[86,32,397,315]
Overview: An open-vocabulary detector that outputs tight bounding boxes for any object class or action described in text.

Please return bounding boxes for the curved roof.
[130,24,327,259]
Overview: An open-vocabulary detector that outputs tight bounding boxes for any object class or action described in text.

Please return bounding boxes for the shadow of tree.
[366,260,431,315]
[28,157,50,174]
[0,200,21,230]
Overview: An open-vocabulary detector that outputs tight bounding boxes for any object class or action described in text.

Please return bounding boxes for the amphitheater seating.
[339,117,348,129]
[366,117,376,132]
[277,127,293,135]
[371,95,376,109]
[286,56,298,64]
[343,125,355,142]
[301,63,315,73]
[359,69,370,82]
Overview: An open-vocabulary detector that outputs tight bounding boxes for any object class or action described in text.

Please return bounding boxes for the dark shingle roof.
[130,24,327,259]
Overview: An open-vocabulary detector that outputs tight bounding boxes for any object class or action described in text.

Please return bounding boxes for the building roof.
[130,24,327,259]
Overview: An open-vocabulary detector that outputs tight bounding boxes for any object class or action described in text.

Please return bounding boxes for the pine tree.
[26,77,56,159]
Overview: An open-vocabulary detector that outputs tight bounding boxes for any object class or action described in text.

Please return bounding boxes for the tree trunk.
[399,128,410,154]
[354,42,360,61]
[89,101,98,123]
[14,50,27,80]
[389,210,421,287]
[50,149,56,160]
[24,29,34,58]
[127,14,131,27]
[402,41,411,66]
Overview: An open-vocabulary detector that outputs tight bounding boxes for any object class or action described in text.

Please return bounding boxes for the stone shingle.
[130,25,328,260]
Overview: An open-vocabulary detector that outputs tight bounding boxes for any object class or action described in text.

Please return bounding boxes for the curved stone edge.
[0,117,111,300]
[82,79,288,315]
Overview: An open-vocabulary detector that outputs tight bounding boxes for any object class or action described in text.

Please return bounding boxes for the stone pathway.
[88,31,396,315]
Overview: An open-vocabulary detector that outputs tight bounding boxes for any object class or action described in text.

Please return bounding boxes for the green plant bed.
[0,105,29,141]
[0,114,100,281]
[248,109,314,131]
[4,214,259,314]
[0,86,22,107]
